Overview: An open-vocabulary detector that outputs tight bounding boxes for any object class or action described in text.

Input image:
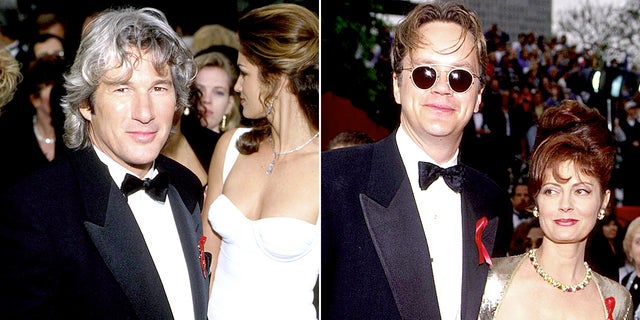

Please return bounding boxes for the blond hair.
[0,48,22,112]
[624,217,640,263]
[190,24,239,55]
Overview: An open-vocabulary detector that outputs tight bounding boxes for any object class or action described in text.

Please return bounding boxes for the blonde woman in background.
[0,48,22,111]
[162,28,241,188]
[193,50,241,133]
[622,217,640,319]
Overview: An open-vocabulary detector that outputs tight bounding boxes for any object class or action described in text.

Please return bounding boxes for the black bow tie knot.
[418,161,465,193]
[121,172,169,202]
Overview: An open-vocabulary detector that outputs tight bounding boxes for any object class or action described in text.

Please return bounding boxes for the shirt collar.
[93,146,158,187]
[396,125,459,191]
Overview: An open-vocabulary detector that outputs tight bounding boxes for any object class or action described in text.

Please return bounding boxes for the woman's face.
[234,53,265,119]
[194,66,233,132]
[30,84,53,116]
[536,160,610,245]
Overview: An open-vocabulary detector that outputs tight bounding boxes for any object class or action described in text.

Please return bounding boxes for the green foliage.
[322,1,401,129]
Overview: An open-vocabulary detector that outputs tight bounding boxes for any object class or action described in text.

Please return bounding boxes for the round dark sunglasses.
[402,64,480,93]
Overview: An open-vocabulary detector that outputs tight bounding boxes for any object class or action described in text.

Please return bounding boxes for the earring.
[183,107,191,116]
[266,100,274,116]
[220,114,227,132]
[598,209,606,220]
[532,207,539,218]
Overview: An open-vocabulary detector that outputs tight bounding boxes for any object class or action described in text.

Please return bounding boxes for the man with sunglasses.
[321,2,513,320]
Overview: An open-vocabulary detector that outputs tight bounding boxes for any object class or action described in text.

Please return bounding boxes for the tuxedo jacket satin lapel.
[83,186,173,319]
[360,135,440,320]
[165,184,208,320]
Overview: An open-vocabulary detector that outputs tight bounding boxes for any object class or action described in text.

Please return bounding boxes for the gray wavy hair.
[62,7,197,149]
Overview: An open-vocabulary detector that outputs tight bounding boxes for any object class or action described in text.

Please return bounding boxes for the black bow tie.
[514,209,531,220]
[121,172,169,202]
[418,161,465,193]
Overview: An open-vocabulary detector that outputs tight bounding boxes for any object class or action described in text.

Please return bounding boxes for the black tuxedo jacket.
[0,148,208,319]
[321,132,512,320]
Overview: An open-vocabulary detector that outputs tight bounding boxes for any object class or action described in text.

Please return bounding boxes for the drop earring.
[532,207,539,218]
[266,100,274,116]
[220,114,227,132]
[183,106,191,116]
[598,209,605,220]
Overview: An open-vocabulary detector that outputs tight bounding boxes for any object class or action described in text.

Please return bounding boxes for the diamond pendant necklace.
[528,249,592,292]
[33,116,56,145]
[266,132,319,174]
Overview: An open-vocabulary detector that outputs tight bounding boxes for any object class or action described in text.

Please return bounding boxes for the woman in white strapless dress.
[201,4,319,320]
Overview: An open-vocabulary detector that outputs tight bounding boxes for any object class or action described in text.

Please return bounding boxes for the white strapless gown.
[206,128,320,320]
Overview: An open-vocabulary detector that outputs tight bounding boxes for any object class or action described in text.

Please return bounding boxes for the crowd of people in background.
[462,23,640,207]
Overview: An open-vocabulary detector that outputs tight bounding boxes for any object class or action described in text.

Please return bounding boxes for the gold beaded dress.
[477,253,633,320]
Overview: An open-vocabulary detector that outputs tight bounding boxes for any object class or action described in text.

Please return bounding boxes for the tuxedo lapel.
[459,172,500,320]
[84,187,172,319]
[74,150,172,319]
[360,135,441,320]
[167,185,208,320]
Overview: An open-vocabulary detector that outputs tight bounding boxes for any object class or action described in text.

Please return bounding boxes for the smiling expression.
[536,161,610,244]
[80,50,177,177]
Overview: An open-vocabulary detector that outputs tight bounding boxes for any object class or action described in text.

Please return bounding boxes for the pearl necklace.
[266,132,319,174]
[528,249,592,292]
[33,116,56,145]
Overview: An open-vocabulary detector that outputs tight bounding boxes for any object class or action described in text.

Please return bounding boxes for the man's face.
[511,184,531,211]
[393,21,483,146]
[80,50,177,177]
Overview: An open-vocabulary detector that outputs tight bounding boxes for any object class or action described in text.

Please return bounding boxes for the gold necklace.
[528,249,592,292]
[266,132,319,175]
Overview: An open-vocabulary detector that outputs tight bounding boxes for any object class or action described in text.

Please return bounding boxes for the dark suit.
[0,148,209,319]
[321,132,512,320]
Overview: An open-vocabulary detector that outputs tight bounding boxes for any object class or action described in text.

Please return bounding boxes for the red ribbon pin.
[475,217,492,266]
[605,296,615,320]
[198,236,207,279]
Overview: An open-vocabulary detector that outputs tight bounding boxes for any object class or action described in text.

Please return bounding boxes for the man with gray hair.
[0,7,208,319]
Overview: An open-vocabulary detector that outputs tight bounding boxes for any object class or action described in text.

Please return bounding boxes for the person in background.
[29,33,66,60]
[509,218,542,256]
[0,54,68,193]
[511,180,534,229]
[586,212,626,282]
[322,2,513,319]
[190,24,239,60]
[618,100,640,206]
[189,24,242,134]
[0,7,209,319]
[162,27,242,188]
[193,50,241,134]
[0,48,22,112]
[478,100,632,319]
[327,130,374,150]
[622,217,640,319]
[34,11,67,40]
[0,9,29,73]
[202,3,319,320]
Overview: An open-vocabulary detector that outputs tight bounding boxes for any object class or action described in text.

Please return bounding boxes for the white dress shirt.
[94,147,195,320]
[396,126,462,320]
